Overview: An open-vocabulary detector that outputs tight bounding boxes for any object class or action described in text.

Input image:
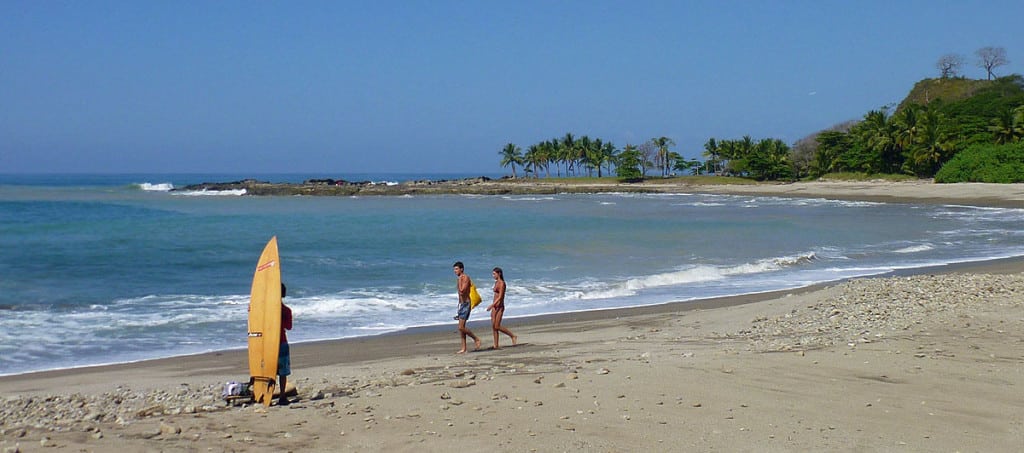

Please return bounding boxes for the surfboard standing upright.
[248,236,282,406]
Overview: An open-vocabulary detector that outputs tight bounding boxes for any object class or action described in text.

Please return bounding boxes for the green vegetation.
[934,142,1024,183]
[498,68,1024,183]
[497,133,689,182]
[700,136,794,181]
[898,77,991,110]
[499,143,522,178]
[801,75,1024,181]
[616,144,643,182]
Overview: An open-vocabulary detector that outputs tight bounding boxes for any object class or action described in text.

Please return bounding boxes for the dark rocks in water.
[304,178,346,185]
[173,179,268,192]
[172,176,513,196]
[302,178,376,186]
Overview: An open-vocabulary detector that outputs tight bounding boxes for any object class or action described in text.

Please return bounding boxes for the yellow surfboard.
[248,236,282,406]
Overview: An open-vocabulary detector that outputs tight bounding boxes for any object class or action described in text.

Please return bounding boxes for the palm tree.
[907,110,956,176]
[539,140,556,178]
[749,138,792,180]
[523,144,540,178]
[813,131,852,175]
[856,109,897,174]
[702,138,721,175]
[584,137,602,177]
[739,135,755,157]
[499,143,523,178]
[601,141,618,176]
[717,140,738,175]
[894,104,922,150]
[560,133,576,176]
[651,137,676,177]
[576,135,594,176]
[989,107,1024,144]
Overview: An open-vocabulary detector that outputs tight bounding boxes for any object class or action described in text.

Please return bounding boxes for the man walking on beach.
[453,261,482,354]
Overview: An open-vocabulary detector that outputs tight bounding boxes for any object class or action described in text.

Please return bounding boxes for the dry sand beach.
[2,181,1023,453]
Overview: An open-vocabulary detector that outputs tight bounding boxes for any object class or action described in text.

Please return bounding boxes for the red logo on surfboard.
[257,260,277,272]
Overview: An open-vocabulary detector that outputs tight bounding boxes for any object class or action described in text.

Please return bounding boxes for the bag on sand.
[469,284,482,309]
[222,381,243,397]
[222,381,252,398]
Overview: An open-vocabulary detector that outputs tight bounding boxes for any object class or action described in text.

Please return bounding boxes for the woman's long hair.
[493,267,504,281]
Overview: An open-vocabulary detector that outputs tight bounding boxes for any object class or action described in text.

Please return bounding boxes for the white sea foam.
[681,201,726,207]
[174,188,247,196]
[137,182,174,191]
[354,323,407,331]
[894,244,935,254]
[562,252,818,301]
[504,196,557,202]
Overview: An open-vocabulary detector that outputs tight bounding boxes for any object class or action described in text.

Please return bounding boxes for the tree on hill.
[936,53,964,79]
[976,46,1009,80]
[988,106,1024,144]
[853,109,899,174]
[905,109,957,176]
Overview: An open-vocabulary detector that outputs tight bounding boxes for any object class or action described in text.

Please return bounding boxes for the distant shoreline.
[176,177,1024,208]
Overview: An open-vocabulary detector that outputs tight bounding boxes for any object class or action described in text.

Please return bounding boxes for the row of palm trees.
[701,136,793,180]
[498,134,680,178]
[499,103,1023,181]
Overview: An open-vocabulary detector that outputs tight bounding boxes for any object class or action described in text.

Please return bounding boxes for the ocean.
[2,173,1023,376]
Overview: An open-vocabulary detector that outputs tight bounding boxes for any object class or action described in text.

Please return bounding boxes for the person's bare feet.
[456,349,467,354]
[511,335,518,345]
[474,338,482,350]
[492,344,502,350]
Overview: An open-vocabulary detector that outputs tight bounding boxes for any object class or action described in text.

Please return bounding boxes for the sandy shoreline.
[489,179,1024,208]
[674,180,1024,208]
[2,182,1023,452]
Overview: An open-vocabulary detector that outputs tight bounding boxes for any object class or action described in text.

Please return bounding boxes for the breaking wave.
[135,182,174,192]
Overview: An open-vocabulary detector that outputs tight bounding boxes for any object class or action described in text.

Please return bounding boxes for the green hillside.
[896,77,992,111]
[799,74,1024,181]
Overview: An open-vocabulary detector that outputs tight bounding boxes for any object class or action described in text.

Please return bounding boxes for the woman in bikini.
[487,267,518,349]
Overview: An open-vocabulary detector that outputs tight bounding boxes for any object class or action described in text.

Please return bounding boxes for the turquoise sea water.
[2,174,1023,376]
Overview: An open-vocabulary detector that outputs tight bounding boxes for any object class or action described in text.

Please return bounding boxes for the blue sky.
[2,1,1022,175]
